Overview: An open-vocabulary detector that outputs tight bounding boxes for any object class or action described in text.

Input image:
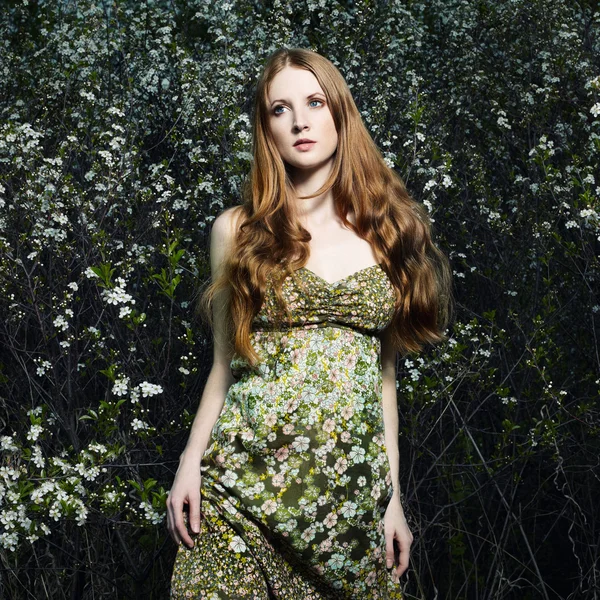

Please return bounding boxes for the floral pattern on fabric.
[171,264,403,599]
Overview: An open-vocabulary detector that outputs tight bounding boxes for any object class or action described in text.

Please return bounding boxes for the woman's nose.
[293,112,309,131]
[293,122,308,132]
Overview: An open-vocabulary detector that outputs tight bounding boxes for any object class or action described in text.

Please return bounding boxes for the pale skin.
[166,65,414,584]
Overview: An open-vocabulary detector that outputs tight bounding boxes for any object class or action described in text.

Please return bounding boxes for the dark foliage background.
[0,1,598,598]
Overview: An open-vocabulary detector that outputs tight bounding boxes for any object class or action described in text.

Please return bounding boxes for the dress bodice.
[252,263,396,335]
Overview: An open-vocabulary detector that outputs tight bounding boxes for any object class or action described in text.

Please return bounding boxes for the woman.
[167,48,452,599]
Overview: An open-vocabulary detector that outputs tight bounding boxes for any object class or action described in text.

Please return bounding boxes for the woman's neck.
[290,161,337,222]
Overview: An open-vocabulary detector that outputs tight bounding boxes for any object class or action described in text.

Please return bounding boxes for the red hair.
[202,48,452,365]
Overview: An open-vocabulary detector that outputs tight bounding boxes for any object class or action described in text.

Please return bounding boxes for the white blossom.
[31,445,45,469]
[497,113,511,129]
[119,305,132,318]
[0,531,18,551]
[27,424,44,442]
[88,442,107,454]
[131,418,149,431]
[138,381,163,397]
[53,315,69,331]
[0,436,19,452]
[112,377,129,396]
[102,286,134,306]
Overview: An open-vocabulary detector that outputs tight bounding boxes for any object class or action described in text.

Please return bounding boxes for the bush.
[0,1,598,598]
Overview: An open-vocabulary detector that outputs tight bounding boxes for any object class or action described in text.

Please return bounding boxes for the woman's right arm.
[166,206,240,548]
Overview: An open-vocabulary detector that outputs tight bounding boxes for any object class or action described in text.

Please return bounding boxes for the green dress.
[170,264,403,599]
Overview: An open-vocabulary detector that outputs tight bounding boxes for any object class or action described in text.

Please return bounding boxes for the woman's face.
[266,66,338,175]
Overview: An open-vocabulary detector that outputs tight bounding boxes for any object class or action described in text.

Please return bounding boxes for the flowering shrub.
[0,0,598,598]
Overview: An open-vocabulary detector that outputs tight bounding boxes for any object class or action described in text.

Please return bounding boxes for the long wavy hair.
[202,48,452,366]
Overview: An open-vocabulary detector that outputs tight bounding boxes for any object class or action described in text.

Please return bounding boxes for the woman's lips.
[294,141,316,151]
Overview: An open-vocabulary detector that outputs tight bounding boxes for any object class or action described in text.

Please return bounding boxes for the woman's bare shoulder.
[211,205,244,242]
[210,206,245,270]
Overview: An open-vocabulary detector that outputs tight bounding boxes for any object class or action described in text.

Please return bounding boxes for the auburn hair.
[201,48,452,366]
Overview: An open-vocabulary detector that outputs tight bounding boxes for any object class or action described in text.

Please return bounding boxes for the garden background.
[1,0,599,598]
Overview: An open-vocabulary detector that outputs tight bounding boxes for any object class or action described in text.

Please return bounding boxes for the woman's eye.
[272,100,322,115]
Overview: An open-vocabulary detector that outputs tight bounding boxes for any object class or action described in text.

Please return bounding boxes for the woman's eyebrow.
[269,92,325,106]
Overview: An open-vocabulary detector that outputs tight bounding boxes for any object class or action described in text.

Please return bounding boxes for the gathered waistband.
[251,320,380,337]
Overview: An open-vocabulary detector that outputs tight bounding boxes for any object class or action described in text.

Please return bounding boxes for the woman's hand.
[166,456,202,549]
[384,494,413,583]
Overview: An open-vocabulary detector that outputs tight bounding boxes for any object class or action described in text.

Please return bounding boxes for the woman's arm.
[381,328,401,501]
[166,206,240,548]
[381,328,414,582]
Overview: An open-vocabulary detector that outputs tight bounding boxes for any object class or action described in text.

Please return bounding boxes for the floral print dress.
[170,264,403,599]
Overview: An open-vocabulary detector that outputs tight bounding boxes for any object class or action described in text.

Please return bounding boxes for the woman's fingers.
[167,494,195,548]
[396,536,411,577]
[177,498,196,548]
[188,492,202,535]
[384,528,396,570]
[395,526,414,578]
[386,537,402,584]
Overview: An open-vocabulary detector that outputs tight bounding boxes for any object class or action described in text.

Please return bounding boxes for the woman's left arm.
[380,328,414,583]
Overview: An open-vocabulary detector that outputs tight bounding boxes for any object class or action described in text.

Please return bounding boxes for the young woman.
[167,48,452,599]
